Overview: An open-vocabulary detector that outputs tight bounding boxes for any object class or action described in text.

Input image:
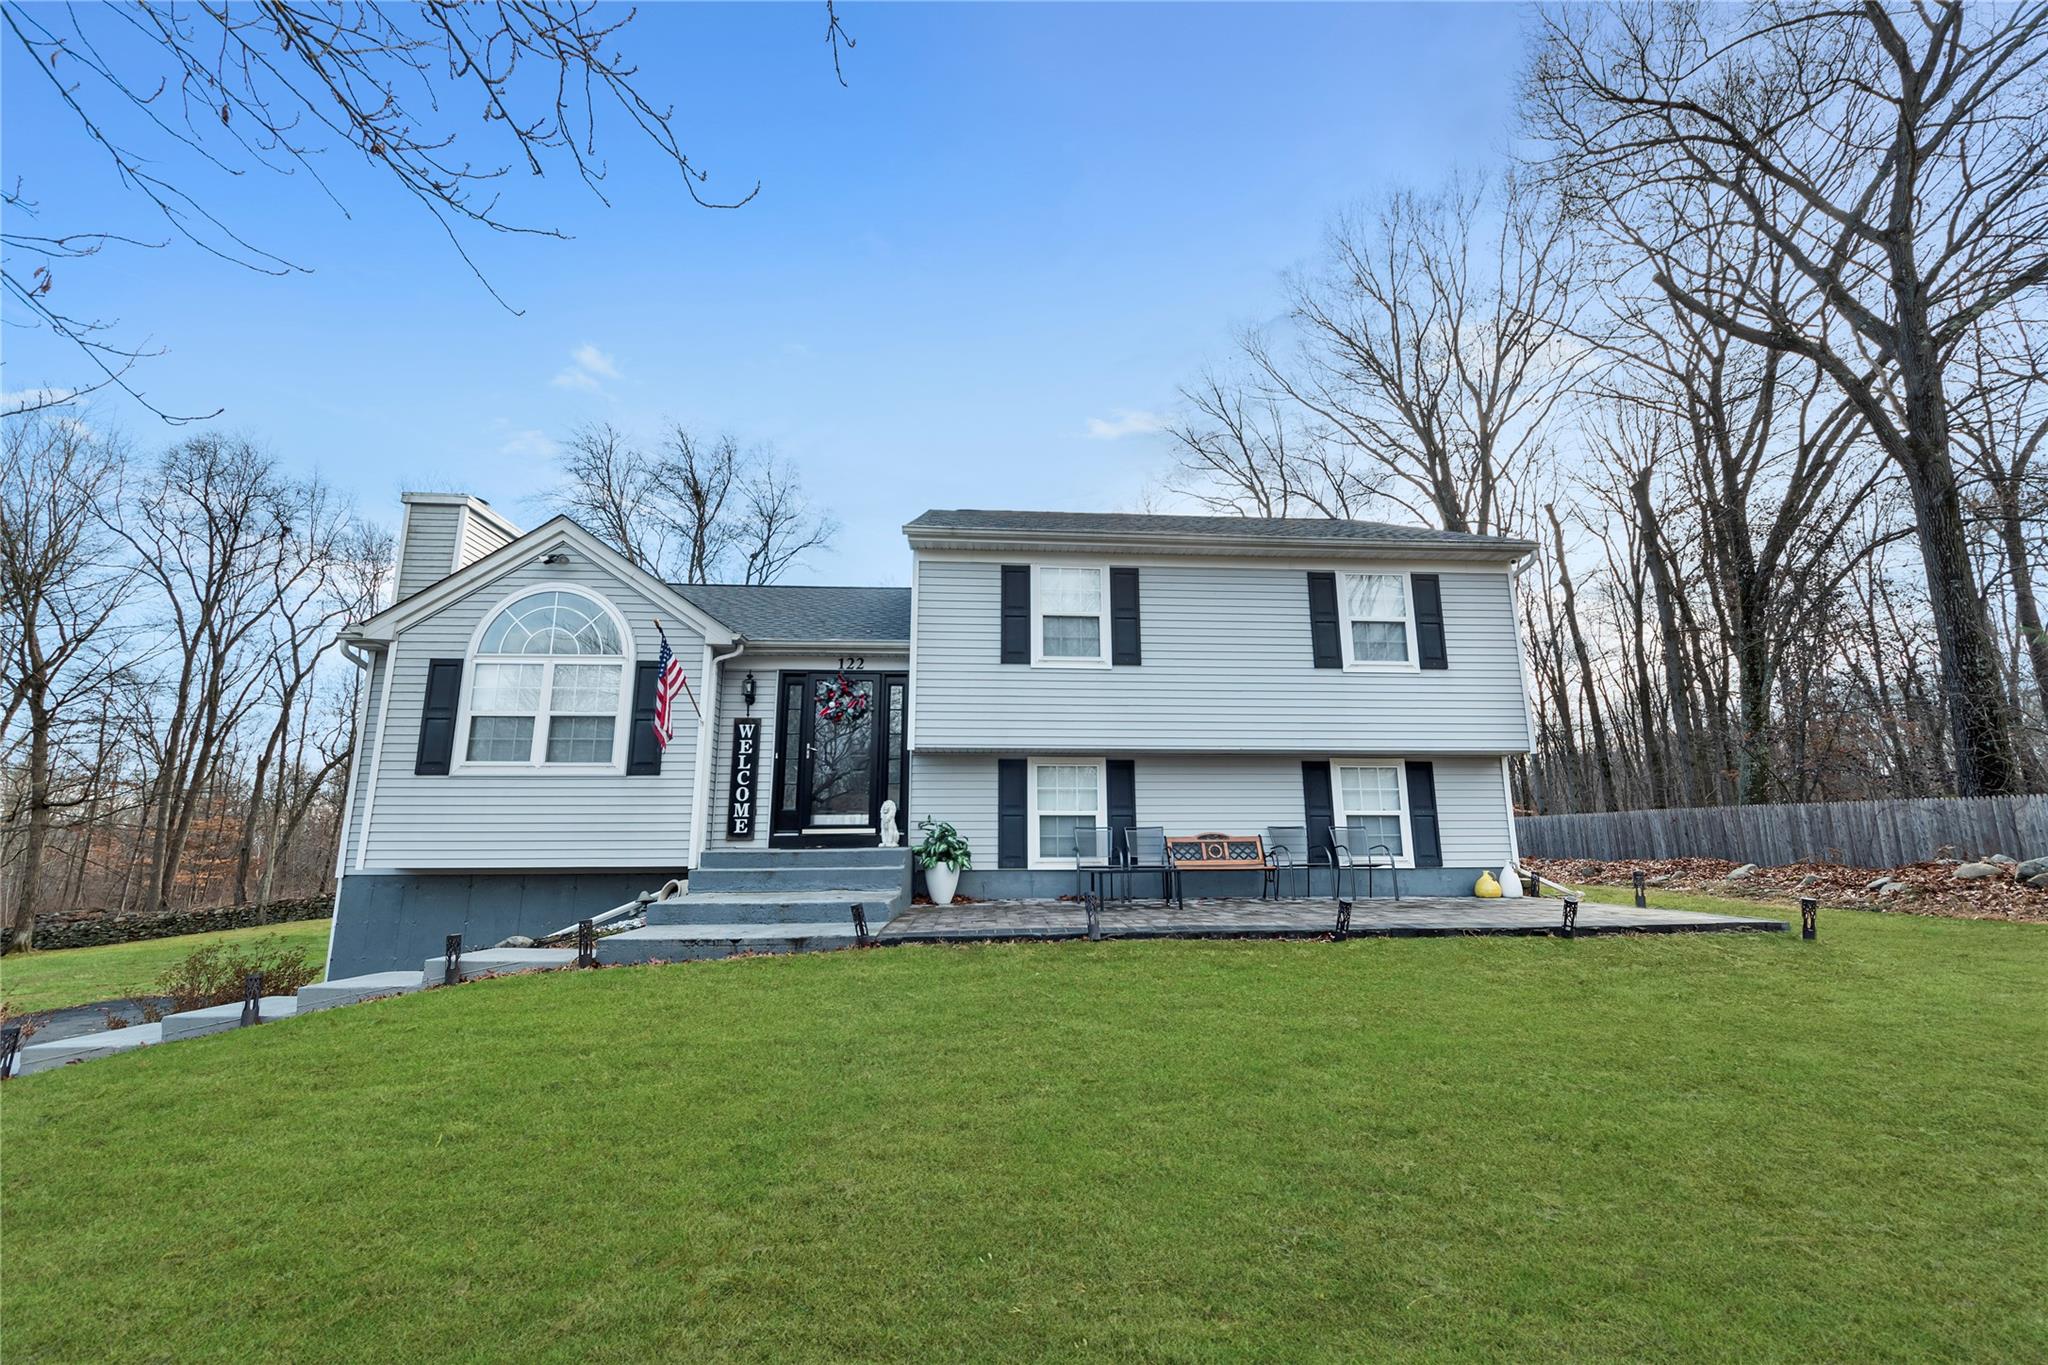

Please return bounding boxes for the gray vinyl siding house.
[326,497,1537,974]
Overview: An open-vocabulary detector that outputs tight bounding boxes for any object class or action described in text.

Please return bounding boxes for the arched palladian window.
[464,589,630,766]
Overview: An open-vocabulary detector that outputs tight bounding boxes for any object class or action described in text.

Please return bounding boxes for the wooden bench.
[1165,833,1276,900]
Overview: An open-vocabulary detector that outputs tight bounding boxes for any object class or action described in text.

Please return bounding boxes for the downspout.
[689,637,747,871]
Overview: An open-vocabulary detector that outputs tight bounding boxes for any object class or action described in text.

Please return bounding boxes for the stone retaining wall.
[31,896,335,950]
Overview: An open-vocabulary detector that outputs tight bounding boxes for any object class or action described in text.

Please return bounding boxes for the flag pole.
[652,617,703,718]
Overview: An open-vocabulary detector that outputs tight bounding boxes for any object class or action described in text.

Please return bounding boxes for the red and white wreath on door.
[816,673,870,726]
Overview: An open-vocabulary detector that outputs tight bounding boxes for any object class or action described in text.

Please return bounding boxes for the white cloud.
[497,427,559,459]
[1085,409,1169,440]
[2,386,80,414]
[551,344,620,391]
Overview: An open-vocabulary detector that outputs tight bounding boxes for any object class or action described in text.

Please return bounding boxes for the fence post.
[1800,897,1818,942]
[443,934,462,986]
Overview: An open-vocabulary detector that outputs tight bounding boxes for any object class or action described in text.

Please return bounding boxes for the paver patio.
[881,894,1786,941]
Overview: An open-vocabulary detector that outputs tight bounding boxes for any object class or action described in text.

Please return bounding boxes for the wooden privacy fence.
[1516,795,2048,868]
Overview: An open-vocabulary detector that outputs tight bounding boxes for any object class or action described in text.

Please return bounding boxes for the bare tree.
[664,429,744,585]
[1247,173,1584,537]
[116,436,348,912]
[736,456,837,585]
[552,424,680,574]
[0,414,133,949]
[1527,0,2048,795]
[553,425,834,584]
[1950,313,2048,730]
[229,517,388,906]
[1164,371,1383,517]
[1,1,854,419]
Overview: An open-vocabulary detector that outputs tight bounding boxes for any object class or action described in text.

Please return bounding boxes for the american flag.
[653,626,687,750]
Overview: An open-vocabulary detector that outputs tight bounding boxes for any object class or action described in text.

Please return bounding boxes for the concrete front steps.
[6,851,909,1078]
[599,847,910,963]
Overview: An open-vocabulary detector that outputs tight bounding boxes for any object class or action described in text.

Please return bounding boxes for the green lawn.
[0,919,331,1016]
[4,914,2044,1361]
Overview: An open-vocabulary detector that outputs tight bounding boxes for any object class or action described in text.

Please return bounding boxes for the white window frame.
[1031,563,1110,669]
[1026,756,1108,869]
[452,584,635,773]
[1327,758,1416,869]
[1335,570,1420,672]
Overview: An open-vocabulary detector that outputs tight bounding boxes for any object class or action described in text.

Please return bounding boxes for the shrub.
[156,938,320,1012]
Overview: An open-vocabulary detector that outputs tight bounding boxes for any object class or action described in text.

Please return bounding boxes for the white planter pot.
[925,863,961,906]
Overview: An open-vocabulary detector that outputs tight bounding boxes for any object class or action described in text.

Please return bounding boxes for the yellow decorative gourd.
[1474,870,1503,898]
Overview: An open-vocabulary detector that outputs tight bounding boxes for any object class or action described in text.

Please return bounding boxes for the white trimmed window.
[1339,572,1415,668]
[1033,565,1107,666]
[1028,758,1106,867]
[462,589,630,768]
[1333,762,1412,865]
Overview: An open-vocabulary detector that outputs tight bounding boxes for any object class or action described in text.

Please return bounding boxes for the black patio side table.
[1089,862,1180,911]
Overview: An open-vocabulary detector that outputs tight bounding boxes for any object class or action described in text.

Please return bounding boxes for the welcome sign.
[726,717,761,840]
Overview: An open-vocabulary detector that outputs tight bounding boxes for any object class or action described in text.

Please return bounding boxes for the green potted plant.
[914,818,971,905]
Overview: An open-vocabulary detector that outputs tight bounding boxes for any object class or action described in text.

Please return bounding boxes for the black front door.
[769,670,908,846]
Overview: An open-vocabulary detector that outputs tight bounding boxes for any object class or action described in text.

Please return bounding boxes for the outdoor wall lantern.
[742,671,757,710]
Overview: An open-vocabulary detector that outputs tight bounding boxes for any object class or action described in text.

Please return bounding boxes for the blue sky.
[3,2,1529,583]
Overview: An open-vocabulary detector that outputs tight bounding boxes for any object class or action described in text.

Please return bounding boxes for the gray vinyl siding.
[358,556,701,870]
[909,752,999,856]
[1434,758,1514,866]
[913,556,1531,753]
[458,511,516,569]
[908,752,1513,869]
[704,651,910,850]
[396,506,461,600]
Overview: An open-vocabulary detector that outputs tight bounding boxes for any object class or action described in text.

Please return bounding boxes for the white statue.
[879,800,901,848]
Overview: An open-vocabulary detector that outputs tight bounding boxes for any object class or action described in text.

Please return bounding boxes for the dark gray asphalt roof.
[672,584,910,643]
[904,508,1530,549]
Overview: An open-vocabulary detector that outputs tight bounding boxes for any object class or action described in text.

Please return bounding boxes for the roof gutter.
[904,526,1538,560]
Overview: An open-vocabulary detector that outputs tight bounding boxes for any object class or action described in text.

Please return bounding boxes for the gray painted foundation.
[329,870,676,977]
[948,865,1506,901]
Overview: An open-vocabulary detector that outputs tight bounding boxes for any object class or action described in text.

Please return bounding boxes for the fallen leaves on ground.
[1526,855,2048,925]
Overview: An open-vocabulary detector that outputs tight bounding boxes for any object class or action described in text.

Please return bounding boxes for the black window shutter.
[1106,759,1136,860]
[1301,760,1334,864]
[1110,568,1142,666]
[1000,565,1030,664]
[625,661,663,775]
[1414,573,1448,670]
[1306,572,1341,668]
[1406,760,1442,868]
[414,658,464,775]
[997,758,1027,868]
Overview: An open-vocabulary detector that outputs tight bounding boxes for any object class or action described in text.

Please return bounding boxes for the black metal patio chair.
[1330,826,1402,902]
[1123,825,1176,906]
[1264,824,1311,900]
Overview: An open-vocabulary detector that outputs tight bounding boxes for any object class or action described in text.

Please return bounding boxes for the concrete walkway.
[882,895,1786,941]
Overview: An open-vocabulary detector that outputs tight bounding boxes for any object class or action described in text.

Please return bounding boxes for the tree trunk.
[1893,396,2026,795]
[1631,472,1700,806]
[1547,505,1618,808]
[5,701,52,953]
[1992,483,2048,729]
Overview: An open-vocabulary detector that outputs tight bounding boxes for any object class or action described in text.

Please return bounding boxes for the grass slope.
[1,919,333,1016]
[4,914,2044,1361]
